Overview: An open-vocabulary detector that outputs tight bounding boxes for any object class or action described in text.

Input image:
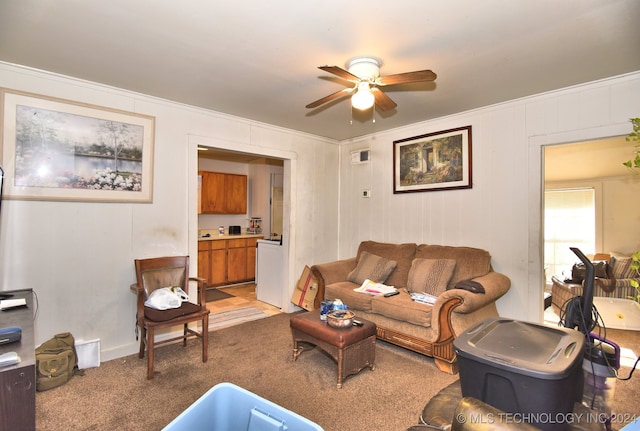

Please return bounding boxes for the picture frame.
[393,126,472,193]
[0,88,155,203]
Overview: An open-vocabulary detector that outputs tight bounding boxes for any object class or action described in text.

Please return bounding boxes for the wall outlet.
[362,189,371,198]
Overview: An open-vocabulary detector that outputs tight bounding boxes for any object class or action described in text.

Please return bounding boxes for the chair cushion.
[144,301,201,322]
[407,258,456,296]
[347,251,397,285]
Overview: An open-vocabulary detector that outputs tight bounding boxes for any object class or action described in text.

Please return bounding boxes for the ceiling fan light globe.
[351,88,375,110]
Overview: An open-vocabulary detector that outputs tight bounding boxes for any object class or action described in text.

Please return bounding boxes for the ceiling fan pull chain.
[350,105,353,125]
[372,102,376,123]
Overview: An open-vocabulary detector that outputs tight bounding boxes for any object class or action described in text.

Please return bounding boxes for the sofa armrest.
[436,271,511,314]
[551,275,583,297]
[311,257,357,301]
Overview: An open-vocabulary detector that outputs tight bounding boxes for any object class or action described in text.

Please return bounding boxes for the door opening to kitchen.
[195,145,292,316]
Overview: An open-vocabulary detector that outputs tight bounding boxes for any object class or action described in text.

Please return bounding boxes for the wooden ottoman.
[290,309,376,388]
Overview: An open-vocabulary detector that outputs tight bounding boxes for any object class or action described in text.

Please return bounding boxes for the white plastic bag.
[144,287,189,310]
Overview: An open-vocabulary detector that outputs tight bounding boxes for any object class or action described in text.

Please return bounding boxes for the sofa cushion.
[370,292,432,327]
[407,258,457,296]
[325,281,374,312]
[357,241,417,289]
[415,245,491,289]
[610,255,636,279]
[347,251,397,285]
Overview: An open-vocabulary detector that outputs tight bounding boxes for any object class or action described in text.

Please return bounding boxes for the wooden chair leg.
[202,315,209,363]
[183,324,188,347]
[138,326,146,359]
[147,327,155,380]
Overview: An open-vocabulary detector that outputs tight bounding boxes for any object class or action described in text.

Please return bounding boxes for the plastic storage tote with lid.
[163,382,324,431]
[453,317,585,431]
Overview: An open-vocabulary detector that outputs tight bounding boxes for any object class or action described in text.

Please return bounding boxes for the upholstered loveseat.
[310,241,511,373]
[551,251,640,316]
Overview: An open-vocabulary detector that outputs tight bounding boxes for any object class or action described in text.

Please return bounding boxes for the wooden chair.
[131,256,210,379]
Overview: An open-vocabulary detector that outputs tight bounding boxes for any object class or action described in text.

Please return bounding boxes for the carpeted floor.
[36,313,640,431]
[36,312,459,431]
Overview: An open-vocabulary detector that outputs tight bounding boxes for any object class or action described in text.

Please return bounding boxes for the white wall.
[1,60,637,362]
[337,72,640,323]
[0,63,340,360]
[247,162,284,239]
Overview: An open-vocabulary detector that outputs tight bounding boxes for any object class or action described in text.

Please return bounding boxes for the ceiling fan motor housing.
[347,57,381,81]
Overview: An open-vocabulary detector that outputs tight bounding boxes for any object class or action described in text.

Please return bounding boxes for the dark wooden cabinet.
[0,289,35,431]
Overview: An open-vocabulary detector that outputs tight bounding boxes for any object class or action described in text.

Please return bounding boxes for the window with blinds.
[544,188,596,282]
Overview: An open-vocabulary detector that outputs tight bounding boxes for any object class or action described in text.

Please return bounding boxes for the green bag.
[35,332,78,392]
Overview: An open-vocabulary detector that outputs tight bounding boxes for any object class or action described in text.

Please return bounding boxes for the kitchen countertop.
[198,233,264,241]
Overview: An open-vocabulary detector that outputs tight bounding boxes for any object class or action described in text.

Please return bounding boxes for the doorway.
[189,136,298,313]
[542,135,634,322]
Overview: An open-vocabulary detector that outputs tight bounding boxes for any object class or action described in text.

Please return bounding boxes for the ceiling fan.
[306,57,437,112]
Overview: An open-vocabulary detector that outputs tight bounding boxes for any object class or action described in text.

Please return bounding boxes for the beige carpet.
[36,313,640,431]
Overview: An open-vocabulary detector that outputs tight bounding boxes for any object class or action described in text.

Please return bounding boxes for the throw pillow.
[610,255,636,279]
[407,258,457,296]
[347,251,397,285]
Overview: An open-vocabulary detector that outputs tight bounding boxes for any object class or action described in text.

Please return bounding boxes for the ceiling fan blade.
[318,65,361,82]
[372,88,397,111]
[378,69,437,86]
[305,88,354,109]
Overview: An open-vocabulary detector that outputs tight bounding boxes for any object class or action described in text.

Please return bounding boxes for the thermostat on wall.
[351,149,370,164]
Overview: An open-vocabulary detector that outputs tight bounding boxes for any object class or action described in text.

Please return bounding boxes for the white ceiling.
[544,137,634,183]
[0,1,639,141]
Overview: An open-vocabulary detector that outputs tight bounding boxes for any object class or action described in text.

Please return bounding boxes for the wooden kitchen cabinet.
[224,174,248,214]
[199,171,247,214]
[246,239,257,280]
[227,239,247,283]
[198,237,260,286]
[197,241,211,283]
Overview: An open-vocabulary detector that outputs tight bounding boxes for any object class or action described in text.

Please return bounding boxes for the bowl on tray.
[326,309,355,329]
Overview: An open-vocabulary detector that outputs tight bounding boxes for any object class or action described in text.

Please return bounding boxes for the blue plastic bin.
[163,382,324,431]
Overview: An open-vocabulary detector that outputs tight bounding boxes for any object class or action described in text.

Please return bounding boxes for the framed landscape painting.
[393,126,472,193]
[0,88,155,202]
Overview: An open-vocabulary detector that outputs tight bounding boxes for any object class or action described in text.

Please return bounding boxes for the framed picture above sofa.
[393,125,472,193]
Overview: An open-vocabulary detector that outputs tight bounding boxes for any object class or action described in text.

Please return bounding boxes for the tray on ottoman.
[290,309,376,388]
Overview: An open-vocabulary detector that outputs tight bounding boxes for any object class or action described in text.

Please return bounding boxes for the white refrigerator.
[256,239,283,308]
